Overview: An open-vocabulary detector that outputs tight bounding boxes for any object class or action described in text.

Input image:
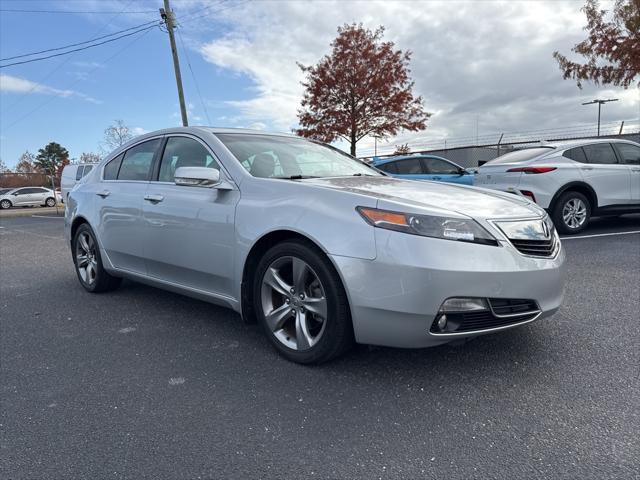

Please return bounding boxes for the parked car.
[372,154,474,185]
[65,127,565,364]
[0,186,58,209]
[61,163,96,202]
[475,139,640,234]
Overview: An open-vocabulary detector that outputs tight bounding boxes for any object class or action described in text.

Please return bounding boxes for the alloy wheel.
[45,198,56,207]
[260,256,328,351]
[75,231,98,285]
[0,200,10,209]
[562,198,587,229]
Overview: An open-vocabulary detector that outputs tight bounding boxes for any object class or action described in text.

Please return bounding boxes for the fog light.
[440,297,488,312]
[437,315,448,331]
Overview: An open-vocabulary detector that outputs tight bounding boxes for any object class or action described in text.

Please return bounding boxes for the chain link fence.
[361,120,640,168]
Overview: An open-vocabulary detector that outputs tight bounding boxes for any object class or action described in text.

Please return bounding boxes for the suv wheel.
[552,191,591,234]
[253,240,353,364]
[72,224,122,293]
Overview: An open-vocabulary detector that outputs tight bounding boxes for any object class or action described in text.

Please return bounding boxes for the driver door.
[142,135,240,298]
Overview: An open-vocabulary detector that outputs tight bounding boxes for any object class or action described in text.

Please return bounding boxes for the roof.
[372,153,449,165]
[536,137,639,149]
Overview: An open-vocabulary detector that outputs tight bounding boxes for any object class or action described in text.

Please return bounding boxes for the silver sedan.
[65,127,566,364]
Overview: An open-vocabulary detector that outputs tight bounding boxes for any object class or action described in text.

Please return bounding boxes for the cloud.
[197,0,638,154]
[131,127,148,136]
[0,74,101,104]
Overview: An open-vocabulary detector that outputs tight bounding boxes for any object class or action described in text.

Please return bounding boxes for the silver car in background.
[0,186,58,209]
[65,127,566,364]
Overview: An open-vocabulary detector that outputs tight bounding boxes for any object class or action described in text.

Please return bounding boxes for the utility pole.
[582,98,618,136]
[160,0,188,126]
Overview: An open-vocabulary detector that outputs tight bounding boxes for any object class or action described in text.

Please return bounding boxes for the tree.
[79,152,101,163]
[0,158,9,173]
[103,119,132,153]
[15,151,38,173]
[393,143,411,155]
[296,24,430,156]
[553,0,639,88]
[34,142,69,176]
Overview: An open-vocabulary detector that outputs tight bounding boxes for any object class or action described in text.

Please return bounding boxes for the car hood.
[302,176,543,219]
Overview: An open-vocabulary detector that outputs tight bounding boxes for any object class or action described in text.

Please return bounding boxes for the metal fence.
[361,120,640,168]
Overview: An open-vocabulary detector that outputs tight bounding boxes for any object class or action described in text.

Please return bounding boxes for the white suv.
[475,139,640,234]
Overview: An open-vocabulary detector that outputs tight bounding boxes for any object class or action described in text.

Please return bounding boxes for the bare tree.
[15,150,39,173]
[79,152,102,164]
[393,143,411,155]
[102,120,133,153]
[0,158,9,173]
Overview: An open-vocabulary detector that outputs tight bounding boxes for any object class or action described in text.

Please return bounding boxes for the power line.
[1,27,156,133]
[0,24,159,68]
[0,8,157,14]
[177,27,211,125]
[1,20,159,62]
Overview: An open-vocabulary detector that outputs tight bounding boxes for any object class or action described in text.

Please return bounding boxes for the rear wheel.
[45,197,56,207]
[0,199,11,209]
[253,240,353,364]
[552,191,591,234]
[72,224,122,293]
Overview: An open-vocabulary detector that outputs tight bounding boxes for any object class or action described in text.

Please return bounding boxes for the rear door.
[11,188,32,206]
[393,158,429,180]
[95,137,162,274]
[142,134,240,297]
[612,142,640,202]
[579,143,631,206]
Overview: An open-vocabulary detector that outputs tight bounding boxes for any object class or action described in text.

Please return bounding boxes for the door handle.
[631,168,640,172]
[96,190,110,198]
[432,176,441,180]
[144,194,164,203]
[581,167,594,171]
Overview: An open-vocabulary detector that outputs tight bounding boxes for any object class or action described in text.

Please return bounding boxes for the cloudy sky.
[1,0,638,165]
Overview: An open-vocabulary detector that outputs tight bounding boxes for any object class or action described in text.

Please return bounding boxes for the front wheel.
[552,191,591,234]
[0,199,11,209]
[253,240,353,364]
[72,224,122,293]
[45,197,56,207]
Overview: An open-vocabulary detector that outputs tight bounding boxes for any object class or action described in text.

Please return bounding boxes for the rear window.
[488,147,555,165]
[75,166,84,180]
[582,143,618,165]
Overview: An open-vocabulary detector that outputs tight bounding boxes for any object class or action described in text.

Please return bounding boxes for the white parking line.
[561,230,640,240]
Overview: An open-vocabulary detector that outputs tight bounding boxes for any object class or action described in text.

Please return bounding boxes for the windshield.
[486,147,555,165]
[216,134,380,178]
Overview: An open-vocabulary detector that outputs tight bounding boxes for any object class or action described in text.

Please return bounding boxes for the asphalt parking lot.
[1,214,639,479]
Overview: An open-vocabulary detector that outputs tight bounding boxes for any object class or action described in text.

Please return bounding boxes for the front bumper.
[331,229,566,348]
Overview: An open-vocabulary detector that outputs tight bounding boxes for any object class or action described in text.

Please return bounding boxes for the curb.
[0,206,65,219]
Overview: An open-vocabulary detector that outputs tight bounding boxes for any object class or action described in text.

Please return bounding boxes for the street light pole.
[582,98,618,136]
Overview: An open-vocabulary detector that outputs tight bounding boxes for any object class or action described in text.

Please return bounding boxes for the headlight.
[357,207,499,246]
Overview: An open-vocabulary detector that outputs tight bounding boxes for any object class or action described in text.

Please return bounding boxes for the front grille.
[430,298,540,334]
[510,237,557,257]
[488,298,539,316]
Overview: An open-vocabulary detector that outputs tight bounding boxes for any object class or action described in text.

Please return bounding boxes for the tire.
[0,199,11,209]
[45,197,56,207]
[253,239,353,364]
[72,223,122,293]
[552,191,591,234]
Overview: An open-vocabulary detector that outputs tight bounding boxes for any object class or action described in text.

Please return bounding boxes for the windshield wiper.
[273,175,320,180]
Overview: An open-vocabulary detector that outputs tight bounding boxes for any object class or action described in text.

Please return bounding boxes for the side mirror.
[458,168,466,175]
[174,167,231,189]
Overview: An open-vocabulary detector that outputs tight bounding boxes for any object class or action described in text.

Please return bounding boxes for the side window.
[103,154,124,180]
[423,158,459,174]
[118,139,161,181]
[33,188,47,193]
[158,136,220,182]
[380,162,398,174]
[395,158,423,174]
[75,166,85,180]
[13,188,28,195]
[582,143,618,165]
[613,143,640,165]
[563,147,587,163]
[83,165,93,176]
